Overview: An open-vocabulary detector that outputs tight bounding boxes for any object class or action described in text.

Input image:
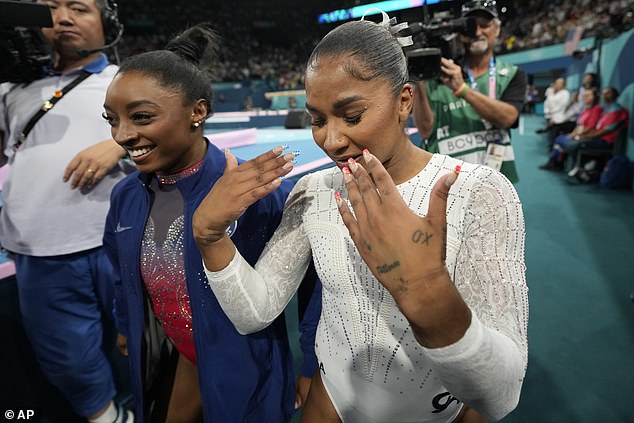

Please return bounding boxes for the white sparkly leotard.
[206,154,528,423]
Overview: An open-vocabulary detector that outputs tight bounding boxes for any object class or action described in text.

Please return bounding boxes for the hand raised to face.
[335,149,460,320]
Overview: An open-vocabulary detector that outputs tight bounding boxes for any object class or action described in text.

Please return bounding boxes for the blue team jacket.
[103,140,320,423]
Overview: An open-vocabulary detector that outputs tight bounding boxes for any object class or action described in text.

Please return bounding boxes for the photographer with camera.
[0,0,132,422]
[412,0,526,183]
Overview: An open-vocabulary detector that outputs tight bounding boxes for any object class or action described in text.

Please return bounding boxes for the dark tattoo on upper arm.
[377,260,400,274]
[412,229,433,246]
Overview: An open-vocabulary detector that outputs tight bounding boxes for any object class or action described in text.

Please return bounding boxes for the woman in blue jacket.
[101,23,319,423]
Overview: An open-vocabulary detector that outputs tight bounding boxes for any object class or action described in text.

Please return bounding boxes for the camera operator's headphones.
[77,0,123,56]
[101,0,123,45]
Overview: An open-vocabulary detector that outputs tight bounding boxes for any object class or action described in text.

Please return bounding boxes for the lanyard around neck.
[14,70,92,150]
[466,56,496,99]
[14,55,108,150]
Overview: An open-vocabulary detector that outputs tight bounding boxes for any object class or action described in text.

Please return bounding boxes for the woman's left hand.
[336,150,468,347]
[337,150,457,297]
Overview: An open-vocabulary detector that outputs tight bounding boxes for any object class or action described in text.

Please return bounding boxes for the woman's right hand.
[192,146,294,262]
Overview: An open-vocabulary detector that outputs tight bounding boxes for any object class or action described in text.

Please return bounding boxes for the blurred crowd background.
[114,0,634,88]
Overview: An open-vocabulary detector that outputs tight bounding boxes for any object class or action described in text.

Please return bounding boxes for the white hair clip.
[361,7,390,25]
[360,8,413,47]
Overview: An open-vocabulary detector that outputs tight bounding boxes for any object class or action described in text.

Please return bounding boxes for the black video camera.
[401,12,476,80]
[0,0,54,83]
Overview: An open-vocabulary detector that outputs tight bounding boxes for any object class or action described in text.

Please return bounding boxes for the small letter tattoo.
[377,261,400,274]
[412,230,433,246]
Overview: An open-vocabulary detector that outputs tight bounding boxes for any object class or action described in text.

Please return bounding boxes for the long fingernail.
[342,166,352,182]
[363,149,372,163]
[454,165,461,175]
[347,157,358,172]
[283,152,297,165]
[272,145,285,155]
[334,191,342,206]
[282,161,294,170]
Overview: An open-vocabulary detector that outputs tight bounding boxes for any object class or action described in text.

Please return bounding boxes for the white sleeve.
[204,177,314,334]
[424,168,528,421]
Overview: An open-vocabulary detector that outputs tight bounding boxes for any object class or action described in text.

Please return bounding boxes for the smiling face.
[103,71,208,175]
[305,55,422,184]
[40,0,105,68]
[462,13,500,56]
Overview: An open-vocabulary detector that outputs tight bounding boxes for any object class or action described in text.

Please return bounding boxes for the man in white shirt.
[537,77,570,133]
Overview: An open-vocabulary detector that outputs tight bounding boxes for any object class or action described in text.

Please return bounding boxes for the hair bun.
[166,22,220,67]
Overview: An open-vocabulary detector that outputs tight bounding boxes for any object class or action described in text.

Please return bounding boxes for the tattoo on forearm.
[412,229,433,246]
[377,261,400,274]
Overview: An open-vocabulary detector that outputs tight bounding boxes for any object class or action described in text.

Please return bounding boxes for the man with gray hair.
[412,0,527,183]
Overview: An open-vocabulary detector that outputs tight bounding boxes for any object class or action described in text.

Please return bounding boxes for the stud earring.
[193,121,200,128]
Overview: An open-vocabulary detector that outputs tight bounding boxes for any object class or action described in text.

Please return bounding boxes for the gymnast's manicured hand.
[193,146,295,253]
[335,149,468,347]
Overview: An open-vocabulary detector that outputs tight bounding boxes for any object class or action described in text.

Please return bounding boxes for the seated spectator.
[576,72,599,110]
[568,87,629,178]
[537,77,570,133]
[546,91,584,149]
[539,88,602,171]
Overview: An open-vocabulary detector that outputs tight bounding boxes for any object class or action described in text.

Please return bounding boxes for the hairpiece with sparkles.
[360,8,413,47]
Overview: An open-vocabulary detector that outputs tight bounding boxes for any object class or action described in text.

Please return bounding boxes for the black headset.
[101,0,123,45]
[77,0,123,56]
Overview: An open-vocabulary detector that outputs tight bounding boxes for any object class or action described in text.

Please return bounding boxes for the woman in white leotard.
[192,12,528,423]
